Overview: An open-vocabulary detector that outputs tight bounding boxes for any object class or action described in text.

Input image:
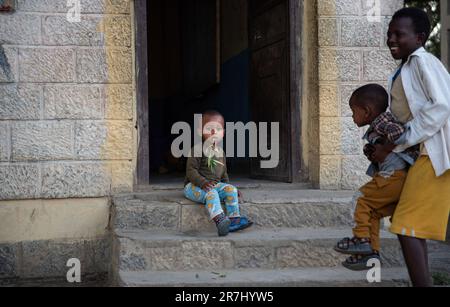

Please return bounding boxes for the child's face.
[202,115,225,143]
[350,99,372,128]
[387,17,425,62]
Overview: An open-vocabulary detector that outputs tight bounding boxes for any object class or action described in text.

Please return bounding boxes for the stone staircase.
[110,184,412,287]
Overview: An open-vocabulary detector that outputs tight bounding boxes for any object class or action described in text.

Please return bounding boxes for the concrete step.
[112,190,356,233]
[113,228,405,272]
[118,267,410,287]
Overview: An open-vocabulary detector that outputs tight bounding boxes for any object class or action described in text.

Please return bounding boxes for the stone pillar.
[317,0,403,190]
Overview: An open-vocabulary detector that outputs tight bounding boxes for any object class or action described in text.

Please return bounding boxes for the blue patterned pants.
[184,182,241,220]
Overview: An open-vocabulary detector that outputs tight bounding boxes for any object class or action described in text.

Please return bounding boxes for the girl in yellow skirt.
[370,8,450,287]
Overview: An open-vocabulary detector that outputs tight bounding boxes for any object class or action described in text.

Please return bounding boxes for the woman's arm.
[399,56,450,148]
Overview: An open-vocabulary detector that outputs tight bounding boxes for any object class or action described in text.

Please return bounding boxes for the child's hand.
[202,181,217,192]
[370,143,396,163]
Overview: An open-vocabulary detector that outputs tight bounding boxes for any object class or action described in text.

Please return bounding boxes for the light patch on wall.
[0,0,15,12]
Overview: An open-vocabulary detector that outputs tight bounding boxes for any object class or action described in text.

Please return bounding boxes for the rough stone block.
[42,15,104,46]
[21,240,85,278]
[181,241,234,270]
[75,121,133,160]
[341,155,371,190]
[12,121,74,161]
[319,85,339,117]
[104,84,133,120]
[319,49,361,82]
[0,164,40,200]
[318,0,360,16]
[0,84,41,120]
[361,0,404,16]
[363,50,398,81]
[17,0,131,14]
[109,162,134,194]
[41,163,110,198]
[0,14,41,45]
[235,247,275,269]
[76,48,132,83]
[277,240,343,268]
[320,155,341,190]
[320,117,341,154]
[44,85,103,120]
[114,201,180,231]
[181,204,216,233]
[104,16,132,47]
[19,48,76,83]
[341,18,382,47]
[318,18,339,47]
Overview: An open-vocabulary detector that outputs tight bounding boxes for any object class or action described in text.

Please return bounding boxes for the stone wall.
[317,0,403,189]
[0,0,135,201]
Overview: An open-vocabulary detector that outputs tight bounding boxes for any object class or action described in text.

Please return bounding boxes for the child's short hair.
[392,7,431,44]
[350,84,389,114]
[203,110,223,118]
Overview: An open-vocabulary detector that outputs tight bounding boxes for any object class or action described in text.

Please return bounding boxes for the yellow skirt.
[390,156,450,241]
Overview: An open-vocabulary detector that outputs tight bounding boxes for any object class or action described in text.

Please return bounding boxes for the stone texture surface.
[12,121,74,161]
[0,13,41,45]
[318,18,339,47]
[41,163,110,198]
[75,121,133,160]
[341,155,371,190]
[76,48,132,83]
[318,0,360,16]
[320,156,341,190]
[0,164,40,200]
[17,0,131,14]
[341,18,382,47]
[319,49,361,82]
[42,16,104,46]
[114,200,180,231]
[44,85,103,120]
[19,48,76,83]
[363,50,399,81]
[104,84,134,120]
[0,84,41,120]
[319,85,339,117]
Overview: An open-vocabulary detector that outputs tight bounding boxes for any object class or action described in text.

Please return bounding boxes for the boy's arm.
[372,112,405,144]
[397,56,450,148]
[186,156,209,188]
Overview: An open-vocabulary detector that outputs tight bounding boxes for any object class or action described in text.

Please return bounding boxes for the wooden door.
[249,0,295,182]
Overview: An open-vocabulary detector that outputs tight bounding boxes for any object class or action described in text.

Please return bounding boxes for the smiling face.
[387,17,426,62]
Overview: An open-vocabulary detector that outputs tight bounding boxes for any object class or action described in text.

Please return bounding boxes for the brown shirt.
[184,145,229,188]
[390,73,428,155]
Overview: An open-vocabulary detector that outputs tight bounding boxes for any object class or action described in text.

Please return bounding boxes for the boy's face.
[350,99,372,128]
[202,115,225,143]
[387,17,425,62]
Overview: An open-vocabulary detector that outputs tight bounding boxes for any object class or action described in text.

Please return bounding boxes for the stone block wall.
[317,0,403,189]
[0,0,135,201]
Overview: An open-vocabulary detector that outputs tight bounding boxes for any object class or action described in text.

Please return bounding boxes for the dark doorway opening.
[135,0,303,186]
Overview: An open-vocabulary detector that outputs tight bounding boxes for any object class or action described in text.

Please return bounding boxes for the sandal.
[342,253,381,271]
[229,216,253,233]
[334,237,373,255]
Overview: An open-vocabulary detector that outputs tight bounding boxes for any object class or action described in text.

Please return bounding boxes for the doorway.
[135,0,303,186]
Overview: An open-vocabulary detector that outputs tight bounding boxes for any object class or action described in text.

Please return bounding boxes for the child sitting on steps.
[184,110,253,237]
